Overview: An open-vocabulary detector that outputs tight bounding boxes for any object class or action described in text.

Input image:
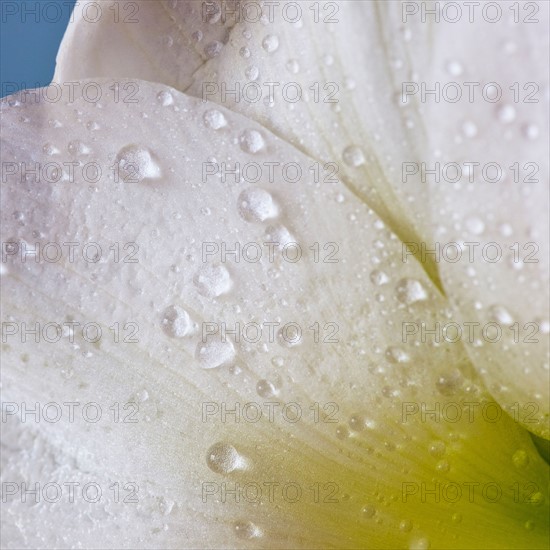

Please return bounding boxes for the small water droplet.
[523,124,539,140]
[262,34,279,53]
[385,347,410,364]
[342,145,366,168]
[256,379,277,398]
[410,537,430,550]
[204,41,223,58]
[400,519,413,532]
[446,60,463,76]
[161,305,192,338]
[362,505,376,518]
[239,46,251,58]
[512,449,529,468]
[193,264,232,297]
[196,340,236,369]
[203,109,227,130]
[497,104,516,124]
[370,270,389,286]
[489,305,514,325]
[42,143,59,156]
[336,426,350,440]
[68,139,91,156]
[462,120,478,138]
[206,443,242,473]
[238,188,278,222]
[115,145,161,182]
[429,441,446,457]
[245,65,260,81]
[286,59,300,74]
[239,129,265,153]
[157,90,174,106]
[465,217,485,235]
[234,520,262,540]
[395,278,427,304]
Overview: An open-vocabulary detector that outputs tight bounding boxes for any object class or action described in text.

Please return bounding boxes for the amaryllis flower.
[1,1,548,548]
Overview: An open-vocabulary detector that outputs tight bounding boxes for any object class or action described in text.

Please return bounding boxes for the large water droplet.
[161,305,192,338]
[203,109,227,130]
[239,129,265,153]
[238,188,278,222]
[342,145,366,167]
[193,265,232,298]
[115,145,161,183]
[206,443,241,473]
[395,278,427,304]
[196,340,236,369]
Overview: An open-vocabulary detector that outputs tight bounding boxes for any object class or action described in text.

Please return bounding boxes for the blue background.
[1,0,77,97]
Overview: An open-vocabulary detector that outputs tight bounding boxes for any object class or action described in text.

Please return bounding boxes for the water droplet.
[512,449,529,468]
[342,145,366,167]
[497,104,516,124]
[362,505,376,518]
[489,305,514,325]
[238,188,278,222]
[436,460,450,472]
[429,441,446,457]
[193,264,232,298]
[523,124,540,140]
[256,379,277,398]
[399,519,413,532]
[446,60,463,76]
[204,3,221,23]
[206,443,241,473]
[115,145,161,182]
[42,143,59,156]
[161,305,192,338]
[395,278,427,304]
[286,59,300,74]
[465,217,485,235]
[262,34,279,53]
[410,537,430,550]
[196,339,236,369]
[203,109,227,130]
[451,513,462,524]
[239,46,251,58]
[370,270,389,286]
[192,30,203,43]
[86,120,100,131]
[234,521,262,540]
[385,347,410,364]
[265,225,294,247]
[436,370,463,396]
[349,414,375,432]
[245,65,260,81]
[239,129,265,153]
[336,426,350,440]
[462,120,478,138]
[157,90,174,106]
[204,41,223,58]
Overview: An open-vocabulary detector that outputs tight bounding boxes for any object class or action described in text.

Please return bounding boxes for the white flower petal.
[416,4,549,438]
[1,81,548,548]
[54,0,440,281]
